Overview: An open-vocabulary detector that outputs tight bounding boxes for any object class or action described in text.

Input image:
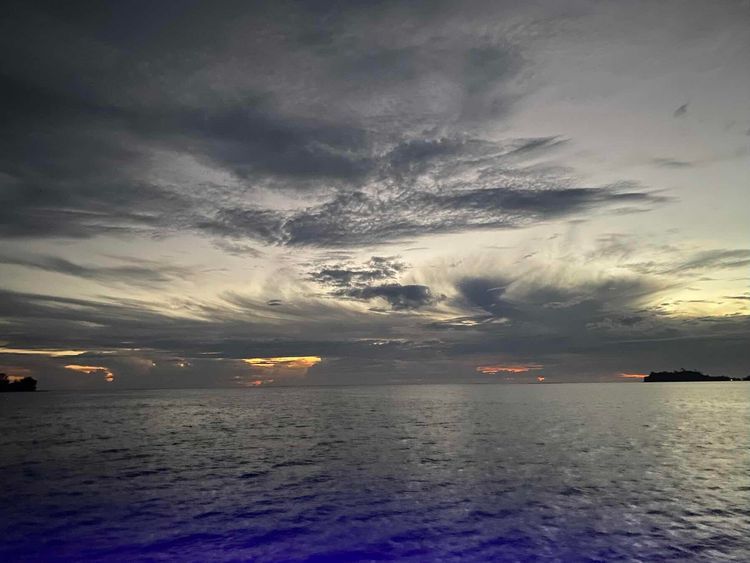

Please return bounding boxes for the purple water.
[2,383,749,561]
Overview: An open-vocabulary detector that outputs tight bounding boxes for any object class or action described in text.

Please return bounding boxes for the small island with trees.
[0,373,38,392]
[644,369,750,383]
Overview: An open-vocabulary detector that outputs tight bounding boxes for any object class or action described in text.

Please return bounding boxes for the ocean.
[1,383,749,561]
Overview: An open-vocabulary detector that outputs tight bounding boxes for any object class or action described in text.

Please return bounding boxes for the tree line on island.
[644,369,750,382]
[0,373,38,392]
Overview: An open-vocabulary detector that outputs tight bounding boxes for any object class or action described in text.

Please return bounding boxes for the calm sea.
[1,383,749,562]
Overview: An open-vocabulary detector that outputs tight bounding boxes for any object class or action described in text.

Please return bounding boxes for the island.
[0,373,37,392]
[644,369,748,382]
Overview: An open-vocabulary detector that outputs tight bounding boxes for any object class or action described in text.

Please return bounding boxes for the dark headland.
[644,369,750,383]
[0,373,37,392]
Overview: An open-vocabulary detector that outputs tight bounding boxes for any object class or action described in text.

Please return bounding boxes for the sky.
[1,0,749,389]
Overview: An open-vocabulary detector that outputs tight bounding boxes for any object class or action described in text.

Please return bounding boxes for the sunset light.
[64,364,115,382]
[476,363,544,375]
[1,1,749,560]
[243,356,322,376]
[0,347,85,357]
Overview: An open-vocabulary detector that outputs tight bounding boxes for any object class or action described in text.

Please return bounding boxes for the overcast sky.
[1,0,749,388]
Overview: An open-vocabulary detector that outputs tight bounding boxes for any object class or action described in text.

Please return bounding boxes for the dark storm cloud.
[279,185,666,247]
[0,285,430,358]
[0,289,191,337]
[431,272,676,347]
[386,138,469,175]
[195,129,663,246]
[308,256,434,310]
[196,208,287,244]
[455,278,518,318]
[136,103,373,182]
[309,256,407,288]
[0,1,668,245]
[0,92,371,239]
[339,284,435,310]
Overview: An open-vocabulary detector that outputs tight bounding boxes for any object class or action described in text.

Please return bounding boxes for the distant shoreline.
[644,370,750,383]
[0,374,38,392]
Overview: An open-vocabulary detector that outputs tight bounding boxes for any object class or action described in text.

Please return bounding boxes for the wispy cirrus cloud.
[0,253,195,287]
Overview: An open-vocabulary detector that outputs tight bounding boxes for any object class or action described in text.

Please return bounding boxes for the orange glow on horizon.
[247,379,275,386]
[1,347,85,357]
[243,356,320,372]
[242,356,321,378]
[620,373,647,379]
[476,363,543,375]
[5,374,28,382]
[243,356,322,369]
[64,364,115,382]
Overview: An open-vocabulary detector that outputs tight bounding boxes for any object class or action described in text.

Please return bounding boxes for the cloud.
[476,363,543,374]
[308,255,433,310]
[340,284,435,310]
[278,184,666,247]
[309,256,406,287]
[190,132,668,248]
[0,2,519,241]
[140,103,374,183]
[1,261,749,387]
[0,253,193,287]
[212,239,264,258]
[505,136,567,156]
[0,347,84,357]
[0,1,668,247]
[669,249,750,273]
[64,364,115,382]
[628,248,750,276]
[673,103,688,117]
[652,157,694,168]
[455,277,517,317]
[243,356,321,378]
[2,1,749,387]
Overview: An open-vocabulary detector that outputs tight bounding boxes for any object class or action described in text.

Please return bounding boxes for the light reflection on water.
[1,383,749,561]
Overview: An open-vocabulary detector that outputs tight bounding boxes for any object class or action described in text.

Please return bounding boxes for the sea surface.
[1,383,749,562]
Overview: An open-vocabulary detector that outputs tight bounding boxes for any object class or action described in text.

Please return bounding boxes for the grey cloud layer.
[1,2,667,246]
[309,256,407,287]
[2,242,749,387]
[2,1,748,386]
[0,254,195,287]
[308,256,434,310]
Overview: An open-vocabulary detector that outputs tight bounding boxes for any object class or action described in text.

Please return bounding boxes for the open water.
[1,383,749,561]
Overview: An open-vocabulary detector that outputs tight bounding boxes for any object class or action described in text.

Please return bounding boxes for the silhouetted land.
[644,369,748,382]
[0,373,37,392]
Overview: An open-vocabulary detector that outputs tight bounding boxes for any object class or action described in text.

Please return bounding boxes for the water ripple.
[1,383,749,561]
